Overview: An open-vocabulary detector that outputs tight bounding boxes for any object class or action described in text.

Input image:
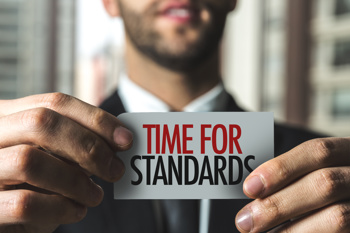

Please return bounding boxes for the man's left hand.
[235,137,350,232]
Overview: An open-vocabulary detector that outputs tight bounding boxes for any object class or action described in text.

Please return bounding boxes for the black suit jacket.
[55,91,322,233]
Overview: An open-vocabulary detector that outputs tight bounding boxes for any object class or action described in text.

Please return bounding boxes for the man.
[0,0,349,232]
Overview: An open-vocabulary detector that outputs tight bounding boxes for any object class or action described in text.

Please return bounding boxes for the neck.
[124,39,221,111]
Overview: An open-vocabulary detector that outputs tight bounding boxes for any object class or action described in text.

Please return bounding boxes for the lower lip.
[162,15,192,23]
[159,10,198,24]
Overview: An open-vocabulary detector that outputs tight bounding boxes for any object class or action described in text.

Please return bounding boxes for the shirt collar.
[118,73,230,113]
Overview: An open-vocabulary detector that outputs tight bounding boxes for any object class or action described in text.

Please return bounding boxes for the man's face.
[117,0,235,72]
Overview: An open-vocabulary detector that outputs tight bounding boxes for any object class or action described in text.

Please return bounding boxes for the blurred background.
[0,0,349,136]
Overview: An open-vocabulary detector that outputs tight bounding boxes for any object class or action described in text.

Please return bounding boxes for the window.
[332,89,350,118]
[0,6,18,15]
[0,90,17,100]
[310,0,350,135]
[260,0,288,120]
[0,74,16,82]
[0,57,17,65]
[333,40,350,67]
[335,0,350,16]
[0,1,20,99]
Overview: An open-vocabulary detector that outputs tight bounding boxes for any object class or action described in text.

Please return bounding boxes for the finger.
[268,201,350,233]
[0,190,87,225]
[0,145,103,207]
[243,137,350,199]
[0,108,125,182]
[0,93,133,150]
[236,167,350,233]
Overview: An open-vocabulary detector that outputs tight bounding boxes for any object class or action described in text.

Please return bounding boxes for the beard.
[118,1,229,72]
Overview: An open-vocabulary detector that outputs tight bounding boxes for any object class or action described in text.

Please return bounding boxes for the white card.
[114,112,273,199]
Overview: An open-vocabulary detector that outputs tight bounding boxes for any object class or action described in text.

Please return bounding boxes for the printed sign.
[114,112,273,199]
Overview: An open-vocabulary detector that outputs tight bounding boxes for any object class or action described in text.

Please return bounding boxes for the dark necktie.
[160,200,199,233]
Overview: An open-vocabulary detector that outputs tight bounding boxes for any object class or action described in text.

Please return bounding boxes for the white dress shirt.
[118,73,229,113]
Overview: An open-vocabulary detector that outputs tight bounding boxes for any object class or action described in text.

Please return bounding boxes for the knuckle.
[79,135,111,178]
[84,136,99,156]
[315,169,342,200]
[12,145,37,177]
[41,92,72,111]
[89,109,108,129]
[309,138,336,164]
[10,191,33,220]
[21,108,59,133]
[81,135,103,163]
[329,204,350,232]
[267,159,290,182]
[259,196,283,220]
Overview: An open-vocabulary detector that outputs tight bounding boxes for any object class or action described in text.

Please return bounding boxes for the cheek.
[201,10,210,22]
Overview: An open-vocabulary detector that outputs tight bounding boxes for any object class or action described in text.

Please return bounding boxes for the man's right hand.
[0,93,133,233]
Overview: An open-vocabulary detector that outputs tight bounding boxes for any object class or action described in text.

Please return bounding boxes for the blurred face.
[117,0,236,72]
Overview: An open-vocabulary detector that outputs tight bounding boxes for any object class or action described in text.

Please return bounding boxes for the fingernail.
[113,127,133,147]
[76,205,87,219]
[244,175,265,197]
[90,182,104,205]
[236,208,253,232]
[110,158,125,180]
